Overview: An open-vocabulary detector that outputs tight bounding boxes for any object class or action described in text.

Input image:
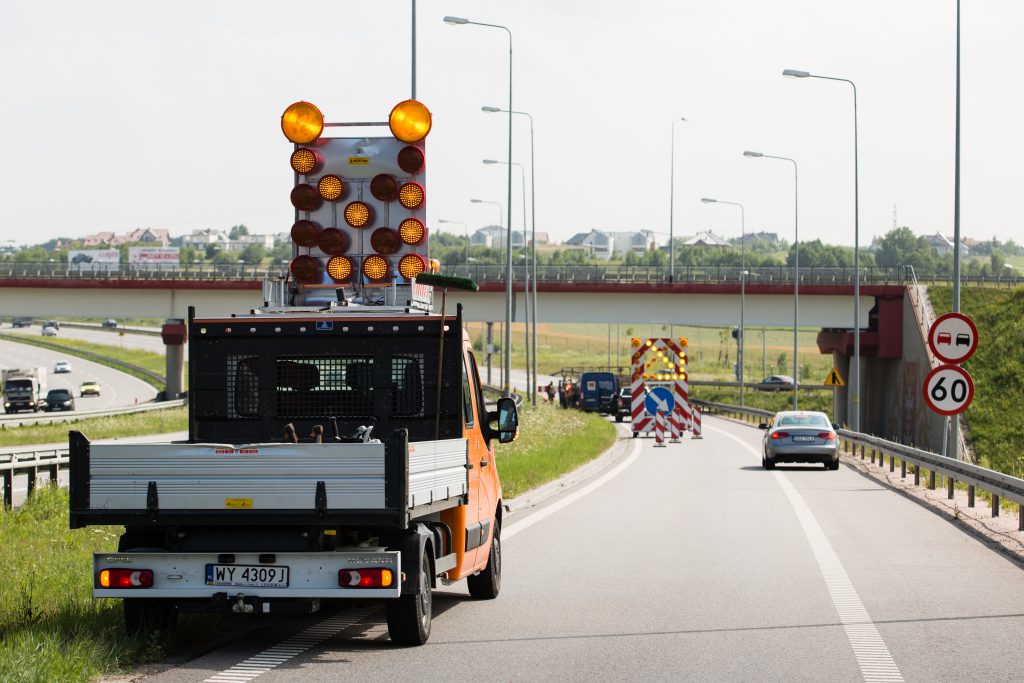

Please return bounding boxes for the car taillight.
[98,568,154,589]
[771,431,789,439]
[338,568,393,588]
[819,432,837,441]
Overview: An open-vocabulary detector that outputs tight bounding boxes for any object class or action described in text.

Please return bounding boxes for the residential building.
[682,231,731,248]
[564,229,656,260]
[181,228,230,249]
[82,228,170,247]
[470,225,525,249]
[926,233,970,256]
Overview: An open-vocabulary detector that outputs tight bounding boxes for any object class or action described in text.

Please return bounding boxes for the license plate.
[792,435,816,442]
[205,564,290,588]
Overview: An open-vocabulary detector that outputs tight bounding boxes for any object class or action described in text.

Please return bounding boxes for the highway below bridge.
[142,416,1023,682]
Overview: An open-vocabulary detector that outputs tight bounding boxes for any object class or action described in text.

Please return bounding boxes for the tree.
[228,224,249,240]
[873,227,936,270]
[239,243,265,265]
[213,250,241,265]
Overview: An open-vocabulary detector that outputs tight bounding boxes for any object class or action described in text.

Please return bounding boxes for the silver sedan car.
[759,411,839,470]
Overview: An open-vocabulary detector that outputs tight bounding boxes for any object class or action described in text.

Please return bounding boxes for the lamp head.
[470,199,483,204]
[482,159,499,165]
[782,69,810,78]
[481,106,501,113]
[743,151,763,158]
[700,197,717,204]
[443,15,469,24]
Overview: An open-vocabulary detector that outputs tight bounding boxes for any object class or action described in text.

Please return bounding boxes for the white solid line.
[709,424,904,682]
[503,436,643,541]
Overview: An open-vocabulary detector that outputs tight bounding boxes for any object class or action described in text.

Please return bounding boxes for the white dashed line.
[710,423,904,682]
[203,607,376,683]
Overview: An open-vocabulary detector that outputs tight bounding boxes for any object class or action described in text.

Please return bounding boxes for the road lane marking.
[203,607,375,683]
[504,436,642,540]
[709,423,904,682]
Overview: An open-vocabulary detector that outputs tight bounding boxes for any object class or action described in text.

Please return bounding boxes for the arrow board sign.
[927,312,978,364]
[645,386,675,415]
[923,364,975,416]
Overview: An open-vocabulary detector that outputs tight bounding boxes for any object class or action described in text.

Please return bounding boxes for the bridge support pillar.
[161,319,187,400]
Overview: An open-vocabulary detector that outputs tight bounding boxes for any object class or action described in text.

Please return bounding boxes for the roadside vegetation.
[929,286,1024,477]
[0,406,187,448]
[0,333,169,390]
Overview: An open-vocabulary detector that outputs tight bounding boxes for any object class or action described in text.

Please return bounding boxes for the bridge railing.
[695,399,1024,531]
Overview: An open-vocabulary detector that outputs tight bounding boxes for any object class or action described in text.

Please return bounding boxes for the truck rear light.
[370,228,400,255]
[290,147,322,175]
[770,431,789,440]
[398,218,425,245]
[317,175,345,201]
[397,145,424,174]
[362,255,390,282]
[290,255,321,283]
[290,184,323,212]
[290,219,320,247]
[317,227,348,256]
[338,568,393,588]
[398,182,424,209]
[98,568,154,589]
[398,253,427,280]
[344,201,373,228]
[370,174,398,201]
[819,432,837,441]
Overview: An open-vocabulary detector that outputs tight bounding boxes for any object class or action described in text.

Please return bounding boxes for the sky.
[1,0,1022,250]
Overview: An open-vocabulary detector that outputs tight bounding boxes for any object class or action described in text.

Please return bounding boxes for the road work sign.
[823,367,845,387]
[645,386,675,415]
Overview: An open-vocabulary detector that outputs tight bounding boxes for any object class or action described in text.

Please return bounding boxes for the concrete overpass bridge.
[0,262,961,452]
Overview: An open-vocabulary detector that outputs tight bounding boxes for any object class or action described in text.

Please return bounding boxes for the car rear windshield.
[48,390,71,400]
[776,414,830,428]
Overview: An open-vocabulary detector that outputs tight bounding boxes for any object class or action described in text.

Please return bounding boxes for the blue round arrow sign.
[645,386,674,415]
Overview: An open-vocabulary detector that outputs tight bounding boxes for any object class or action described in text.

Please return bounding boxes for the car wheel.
[467,522,501,600]
[763,455,775,470]
[385,550,433,645]
[827,459,840,471]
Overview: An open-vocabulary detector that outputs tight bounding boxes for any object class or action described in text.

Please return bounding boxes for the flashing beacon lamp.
[280,98,432,296]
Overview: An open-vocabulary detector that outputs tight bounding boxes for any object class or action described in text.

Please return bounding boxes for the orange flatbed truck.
[68,98,518,646]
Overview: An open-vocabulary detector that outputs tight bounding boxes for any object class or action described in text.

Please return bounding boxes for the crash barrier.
[1,447,67,508]
[0,333,166,387]
[693,399,1024,531]
[0,399,187,429]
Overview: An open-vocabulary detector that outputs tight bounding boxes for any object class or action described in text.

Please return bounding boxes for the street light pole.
[437,219,468,265]
[471,198,505,387]
[484,158,531,403]
[783,68,860,430]
[745,151,799,410]
[445,15,514,397]
[701,197,745,406]
[483,106,538,407]
[669,117,688,283]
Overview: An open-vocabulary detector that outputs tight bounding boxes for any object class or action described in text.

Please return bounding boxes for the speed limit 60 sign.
[923,364,974,416]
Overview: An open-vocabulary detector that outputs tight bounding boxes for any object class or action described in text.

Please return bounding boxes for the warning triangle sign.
[823,367,845,387]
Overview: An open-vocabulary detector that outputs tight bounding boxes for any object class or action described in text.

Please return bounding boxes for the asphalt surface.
[139,415,1024,682]
[0,338,156,415]
[5,323,171,354]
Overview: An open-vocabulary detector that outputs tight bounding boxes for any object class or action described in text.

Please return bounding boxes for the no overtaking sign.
[924,312,977,416]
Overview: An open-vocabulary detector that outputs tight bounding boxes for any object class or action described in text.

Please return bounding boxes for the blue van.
[579,371,619,413]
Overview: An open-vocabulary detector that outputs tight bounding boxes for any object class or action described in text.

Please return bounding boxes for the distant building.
[82,227,170,247]
[470,225,525,249]
[223,234,275,252]
[926,233,970,256]
[564,229,656,260]
[740,231,780,247]
[682,231,730,248]
[181,228,229,249]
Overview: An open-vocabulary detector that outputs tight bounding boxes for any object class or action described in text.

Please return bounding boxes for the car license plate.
[205,564,289,588]
[792,435,815,442]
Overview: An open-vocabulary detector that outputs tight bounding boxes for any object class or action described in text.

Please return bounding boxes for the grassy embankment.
[0,334,168,390]
[929,286,1024,478]
[0,398,616,681]
[0,407,187,448]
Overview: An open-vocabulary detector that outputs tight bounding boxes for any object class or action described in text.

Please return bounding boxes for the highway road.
[142,415,1024,682]
[0,338,156,415]
[5,323,170,354]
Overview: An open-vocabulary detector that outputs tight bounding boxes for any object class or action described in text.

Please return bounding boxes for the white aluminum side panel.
[93,550,401,599]
[89,442,386,510]
[407,438,468,508]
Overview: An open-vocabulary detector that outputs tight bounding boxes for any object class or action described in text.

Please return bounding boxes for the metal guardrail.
[0,398,187,429]
[694,399,1024,531]
[1,447,67,507]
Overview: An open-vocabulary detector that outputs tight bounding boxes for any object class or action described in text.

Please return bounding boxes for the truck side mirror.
[487,397,519,444]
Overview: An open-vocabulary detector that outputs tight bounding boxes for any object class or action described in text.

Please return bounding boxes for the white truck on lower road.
[3,367,47,413]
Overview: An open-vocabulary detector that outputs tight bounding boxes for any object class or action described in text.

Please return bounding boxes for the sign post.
[924,313,978,460]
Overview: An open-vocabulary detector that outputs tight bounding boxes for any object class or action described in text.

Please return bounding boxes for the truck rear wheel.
[467,524,501,600]
[123,598,177,636]
[386,551,432,646]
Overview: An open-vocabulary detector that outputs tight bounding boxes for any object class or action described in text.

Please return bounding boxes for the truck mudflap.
[93,550,401,600]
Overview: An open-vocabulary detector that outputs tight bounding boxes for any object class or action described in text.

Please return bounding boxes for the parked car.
[578,371,619,414]
[41,325,58,337]
[101,319,118,329]
[54,360,72,373]
[754,375,795,392]
[44,388,76,412]
[612,386,633,422]
[759,411,839,470]
[80,381,101,397]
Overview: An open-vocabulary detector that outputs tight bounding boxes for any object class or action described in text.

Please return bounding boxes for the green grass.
[0,334,168,390]
[928,286,1024,477]
[0,487,233,683]
[467,322,834,384]
[494,401,617,498]
[691,386,834,417]
[0,406,187,447]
